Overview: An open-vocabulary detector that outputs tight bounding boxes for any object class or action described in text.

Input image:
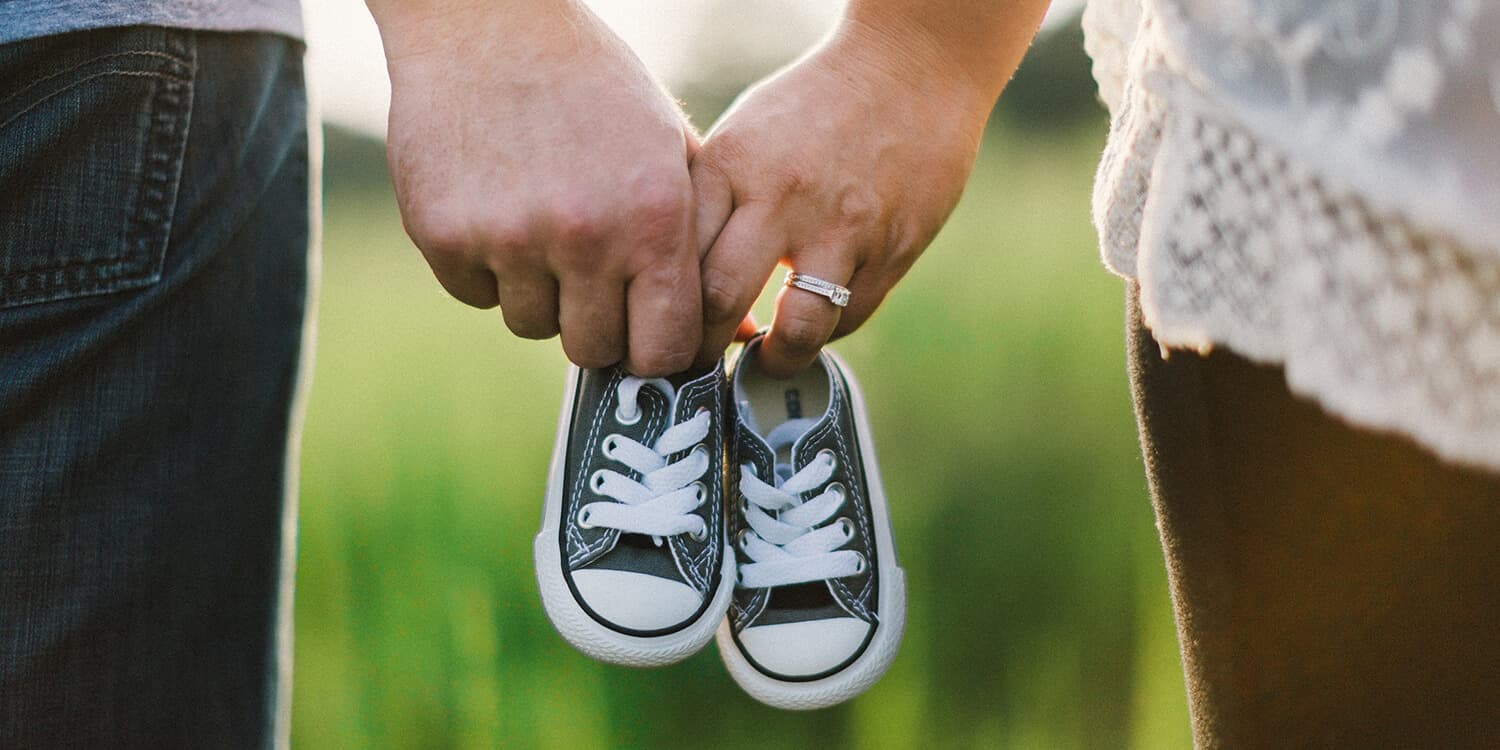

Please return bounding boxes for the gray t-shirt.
[0,0,303,46]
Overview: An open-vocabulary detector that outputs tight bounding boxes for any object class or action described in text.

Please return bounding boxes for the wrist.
[822,16,994,132]
[368,0,586,64]
[832,0,1049,124]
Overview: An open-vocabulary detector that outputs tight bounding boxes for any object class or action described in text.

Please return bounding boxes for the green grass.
[291,123,1191,749]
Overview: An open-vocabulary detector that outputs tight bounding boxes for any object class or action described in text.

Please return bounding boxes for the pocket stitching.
[0,256,154,306]
[0,69,190,134]
[0,49,190,111]
[0,35,195,309]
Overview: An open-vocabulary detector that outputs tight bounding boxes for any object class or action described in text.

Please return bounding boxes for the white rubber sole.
[535,365,735,667]
[716,349,907,709]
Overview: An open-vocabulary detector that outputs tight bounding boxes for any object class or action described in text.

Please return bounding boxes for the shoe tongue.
[765,418,818,454]
[762,417,817,483]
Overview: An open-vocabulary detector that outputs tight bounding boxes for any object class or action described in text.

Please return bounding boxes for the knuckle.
[624,177,689,243]
[403,199,471,260]
[694,132,744,168]
[767,165,814,200]
[547,199,611,246]
[700,269,747,322]
[475,215,531,257]
[835,188,880,230]
[688,148,727,182]
[630,342,696,378]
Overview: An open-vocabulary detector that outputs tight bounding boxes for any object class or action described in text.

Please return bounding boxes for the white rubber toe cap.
[571,569,703,631]
[738,618,873,678]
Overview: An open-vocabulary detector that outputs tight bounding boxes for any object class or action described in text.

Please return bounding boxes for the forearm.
[837,0,1053,118]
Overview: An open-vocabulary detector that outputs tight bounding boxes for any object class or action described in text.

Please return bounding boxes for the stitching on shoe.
[670,374,721,590]
[568,370,625,566]
[806,384,876,621]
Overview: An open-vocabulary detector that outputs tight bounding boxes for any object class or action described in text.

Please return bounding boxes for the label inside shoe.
[784,388,802,420]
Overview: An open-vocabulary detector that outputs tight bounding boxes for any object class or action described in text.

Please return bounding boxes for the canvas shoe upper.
[717,336,906,709]
[536,361,734,666]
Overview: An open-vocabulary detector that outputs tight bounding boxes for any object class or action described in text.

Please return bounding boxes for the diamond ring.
[783,271,850,308]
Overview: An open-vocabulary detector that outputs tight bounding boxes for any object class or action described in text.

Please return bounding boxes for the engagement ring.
[784,271,850,308]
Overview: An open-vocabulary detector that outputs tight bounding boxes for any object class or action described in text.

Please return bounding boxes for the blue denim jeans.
[0,26,311,748]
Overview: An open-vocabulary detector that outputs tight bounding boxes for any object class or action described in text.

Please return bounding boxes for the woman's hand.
[691,1,1049,376]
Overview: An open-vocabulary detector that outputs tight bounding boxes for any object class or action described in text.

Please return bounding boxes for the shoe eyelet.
[692,481,707,505]
[827,482,847,504]
[589,470,608,493]
[689,523,708,542]
[836,516,854,539]
[600,434,621,459]
[736,528,752,550]
[852,552,867,574]
[738,497,750,514]
[816,449,836,468]
[576,508,596,529]
[614,404,641,426]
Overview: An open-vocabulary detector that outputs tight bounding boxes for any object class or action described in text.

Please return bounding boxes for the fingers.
[558,276,626,369]
[695,204,784,367]
[829,265,890,340]
[423,250,501,309]
[495,266,560,339]
[692,158,734,261]
[758,249,856,379]
[625,252,701,376]
[735,313,761,342]
[561,171,700,375]
[619,160,701,375]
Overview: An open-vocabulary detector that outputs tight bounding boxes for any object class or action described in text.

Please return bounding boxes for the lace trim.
[1145,0,1500,261]
[1086,2,1500,471]
[1092,44,1500,471]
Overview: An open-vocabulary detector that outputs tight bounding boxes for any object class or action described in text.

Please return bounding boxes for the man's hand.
[691,1,1050,376]
[369,0,701,375]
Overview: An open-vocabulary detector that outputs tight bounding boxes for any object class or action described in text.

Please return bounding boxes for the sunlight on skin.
[303,0,840,136]
[304,0,1080,136]
[293,1,1165,747]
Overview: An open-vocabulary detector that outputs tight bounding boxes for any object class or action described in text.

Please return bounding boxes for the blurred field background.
[292,5,1191,748]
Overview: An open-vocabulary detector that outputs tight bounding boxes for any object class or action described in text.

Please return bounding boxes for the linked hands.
[369,0,1049,377]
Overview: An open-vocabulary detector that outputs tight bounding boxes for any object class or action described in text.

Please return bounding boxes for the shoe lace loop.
[737,420,865,588]
[578,376,711,542]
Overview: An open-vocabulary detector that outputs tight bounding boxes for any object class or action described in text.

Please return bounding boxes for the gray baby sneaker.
[718,336,906,709]
[536,362,734,666]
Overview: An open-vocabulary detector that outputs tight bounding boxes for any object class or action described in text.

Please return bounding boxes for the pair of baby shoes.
[534,334,905,710]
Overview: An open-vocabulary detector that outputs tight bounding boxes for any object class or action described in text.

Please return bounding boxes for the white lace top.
[1083,0,1500,472]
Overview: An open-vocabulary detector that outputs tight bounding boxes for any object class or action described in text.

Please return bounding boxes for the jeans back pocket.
[0,27,195,309]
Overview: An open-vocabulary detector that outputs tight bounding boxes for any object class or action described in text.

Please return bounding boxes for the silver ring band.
[783,271,850,308]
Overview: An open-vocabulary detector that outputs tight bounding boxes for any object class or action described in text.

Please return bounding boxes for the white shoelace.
[737,418,865,589]
[577,376,710,542]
